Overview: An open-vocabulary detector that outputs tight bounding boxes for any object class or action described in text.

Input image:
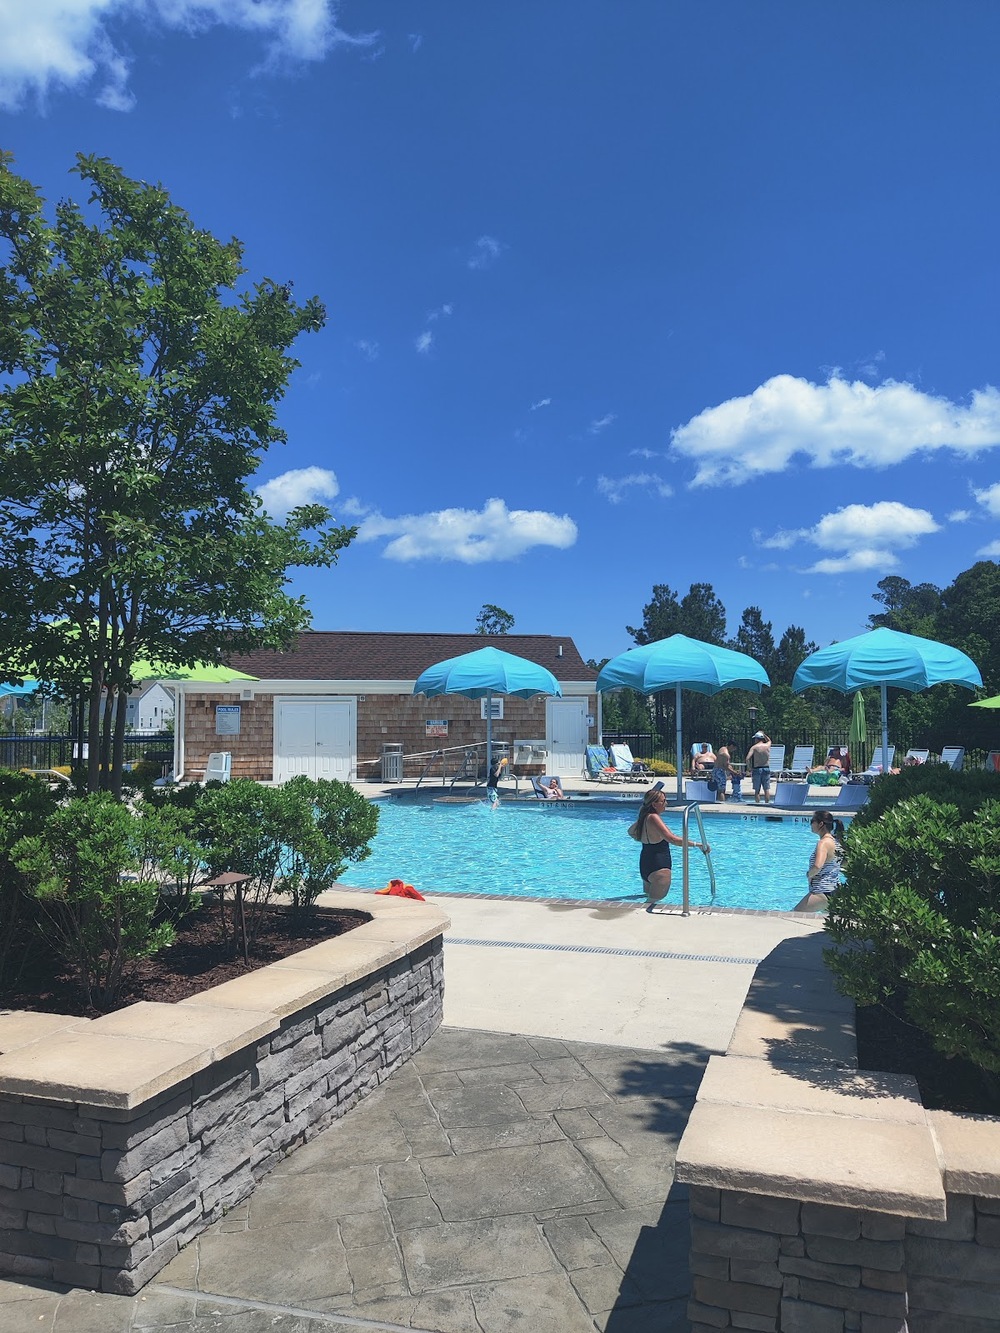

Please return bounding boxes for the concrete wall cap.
[927,1108,1000,1199]
[676,1100,946,1219]
[0,1010,91,1053]
[697,1055,926,1125]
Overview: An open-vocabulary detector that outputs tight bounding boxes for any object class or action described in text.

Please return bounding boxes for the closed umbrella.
[413,647,561,781]
[848,690,869,771]
[595,635,770,800]
[793,628,982,772]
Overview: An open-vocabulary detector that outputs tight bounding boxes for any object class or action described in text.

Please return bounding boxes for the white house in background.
[125,682,175,733]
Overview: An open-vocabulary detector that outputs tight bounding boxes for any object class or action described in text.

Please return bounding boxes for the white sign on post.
[480,698,504,720]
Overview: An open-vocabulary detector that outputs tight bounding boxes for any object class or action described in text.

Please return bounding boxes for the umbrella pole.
[675,683,684,802]
[486,689,493,786]
[881,682,889,773]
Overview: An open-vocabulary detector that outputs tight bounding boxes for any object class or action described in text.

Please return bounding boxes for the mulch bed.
[0,902,370,1018]
[855,1000,1000,1117]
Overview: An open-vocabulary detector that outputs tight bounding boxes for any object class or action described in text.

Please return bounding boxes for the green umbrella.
[848,690,869,769]
[969,694,1000,708]
[130,659,257,683]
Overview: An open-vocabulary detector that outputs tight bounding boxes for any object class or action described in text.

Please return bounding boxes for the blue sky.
[2,1,999,664]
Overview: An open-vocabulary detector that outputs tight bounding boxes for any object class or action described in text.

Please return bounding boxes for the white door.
[546,698,588,778]
[275,700,355,783]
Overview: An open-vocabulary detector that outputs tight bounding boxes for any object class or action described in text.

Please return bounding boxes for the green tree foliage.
[0,153,355,795]
[475,604,515,635]
[0,771,60,987]
[772,625,817,687]
[826,767,1000,1075]
[868,576,943,636]
[731,607,777,680]
[626,584,681,645]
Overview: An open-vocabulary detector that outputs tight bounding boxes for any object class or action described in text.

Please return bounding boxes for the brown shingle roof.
[227,632,596,682]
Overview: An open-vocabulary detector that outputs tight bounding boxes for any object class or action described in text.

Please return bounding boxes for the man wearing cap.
[746,732,773,804]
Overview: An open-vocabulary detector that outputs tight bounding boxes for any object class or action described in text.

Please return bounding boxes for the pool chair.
[784,745,815,779]
[826,745,852,775]
[772,781,808,808]
[586,744,618,782]
[690,742,714,773]
[939,746,965,771]
[903,748,930,765]
[200,751,232,785]
[531,774,567,799]
[986,750,1000,774]
[834,784,870,812]
[608,743,653,782]
[767,744,786,778]
[858,746,895,780]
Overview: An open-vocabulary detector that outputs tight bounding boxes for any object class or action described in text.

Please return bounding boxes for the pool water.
[337,799,823,911]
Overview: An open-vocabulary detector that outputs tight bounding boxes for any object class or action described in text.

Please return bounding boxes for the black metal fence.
[0,733,173,773]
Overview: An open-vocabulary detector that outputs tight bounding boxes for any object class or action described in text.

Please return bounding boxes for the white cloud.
[354,338,379,361]
[415,330,433,354]
[948,509,971,522]
[761,501,939,576]
[589,413,617,434]
[529,397,551,411]
[671,374,1000,486]
[408,32,422,52]
[973,483,1000,518]
[629,448,660,459]
[426,303,452,321]
[977,540,1000,557]
[467,235,503,270]
[596,473,673,505]
[356,497,577,563]
[256,466,339,518]
[0,1,377,111]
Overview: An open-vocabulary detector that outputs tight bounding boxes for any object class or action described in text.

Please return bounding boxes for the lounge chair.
[903,748,930,765]
[785,745,815,779]
[201,751,232,785]
[834,784,870,812]
[939,746,964,771]
[690,742,715,773]
[531,775,567,799]
[607,744,652,782]
[986,750,1000,774]
[585,745,618,782]
[826,745,852,775]
[772,781,808,808]
[858,746,895,779]
[767,744,786,778]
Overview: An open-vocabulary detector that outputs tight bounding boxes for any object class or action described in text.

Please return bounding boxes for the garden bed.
[0,902,370,1017]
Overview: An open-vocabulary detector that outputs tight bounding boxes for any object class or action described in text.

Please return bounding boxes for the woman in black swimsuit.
[631,787,710,905]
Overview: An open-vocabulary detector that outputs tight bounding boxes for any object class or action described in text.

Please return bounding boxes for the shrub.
[12,793,175,1010]
[0,771,61,987]
[826,774,1000,1075]
[276,776,378,913]
[638,758,676,777]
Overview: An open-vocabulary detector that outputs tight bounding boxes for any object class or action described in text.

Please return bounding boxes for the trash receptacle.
[381,743,404,783]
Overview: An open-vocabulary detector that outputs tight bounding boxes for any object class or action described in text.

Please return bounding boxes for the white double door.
[545,697,589,778]
[275,699,354,783]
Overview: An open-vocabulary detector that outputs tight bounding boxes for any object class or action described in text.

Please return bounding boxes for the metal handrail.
[678,801,717,917]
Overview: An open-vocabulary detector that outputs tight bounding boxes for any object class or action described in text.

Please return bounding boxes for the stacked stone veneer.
[0,893,448,1294]
[676,931,1000,1332]
[182,690,598,783]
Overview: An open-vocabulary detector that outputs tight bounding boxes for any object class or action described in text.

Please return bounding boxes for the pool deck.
[0,773,825,1332]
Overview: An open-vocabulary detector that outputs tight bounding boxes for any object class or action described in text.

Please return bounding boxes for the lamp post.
[746,704,758,758]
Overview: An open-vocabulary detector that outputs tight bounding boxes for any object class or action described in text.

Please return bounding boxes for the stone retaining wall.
[0,893,448,1294]
[676,931,1000,1332]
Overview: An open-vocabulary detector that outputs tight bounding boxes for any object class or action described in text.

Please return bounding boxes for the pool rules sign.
[215,705,241,735]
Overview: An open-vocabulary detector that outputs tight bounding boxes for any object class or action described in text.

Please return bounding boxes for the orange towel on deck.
[376,879,426,901]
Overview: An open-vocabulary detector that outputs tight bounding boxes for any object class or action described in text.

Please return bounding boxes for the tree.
[627,584,681,645]
[0,153,354,794]
[678,583,727,645]
[475,604,514,636]
[868,576,942,636]
[731,607,777,679]
[772,625,818,687]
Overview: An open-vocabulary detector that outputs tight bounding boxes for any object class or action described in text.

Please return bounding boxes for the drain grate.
[447,937,762,965]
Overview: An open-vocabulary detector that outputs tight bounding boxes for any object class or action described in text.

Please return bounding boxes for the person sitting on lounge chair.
[807,758,846,787]
[692,744,716,773]
[542,777,566,799]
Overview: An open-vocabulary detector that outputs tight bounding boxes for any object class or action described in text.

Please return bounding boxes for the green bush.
[277,776,378,913]
[12,793,175,1010]
[826,774,1000,1075]
[638,758,677,777]
[0,771,62,987]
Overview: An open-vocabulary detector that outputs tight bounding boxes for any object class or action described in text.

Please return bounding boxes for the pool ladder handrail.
[679,801,717,916]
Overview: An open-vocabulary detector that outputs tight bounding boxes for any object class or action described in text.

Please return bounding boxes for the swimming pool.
[337,799,825,911]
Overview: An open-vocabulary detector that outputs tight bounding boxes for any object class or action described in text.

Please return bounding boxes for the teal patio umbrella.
[595,635,770,801]
[794,628,982,773]
[413,647,562,780]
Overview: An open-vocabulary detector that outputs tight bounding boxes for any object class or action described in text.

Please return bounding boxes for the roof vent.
[241,688,254,701]
[557,644,563,658]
